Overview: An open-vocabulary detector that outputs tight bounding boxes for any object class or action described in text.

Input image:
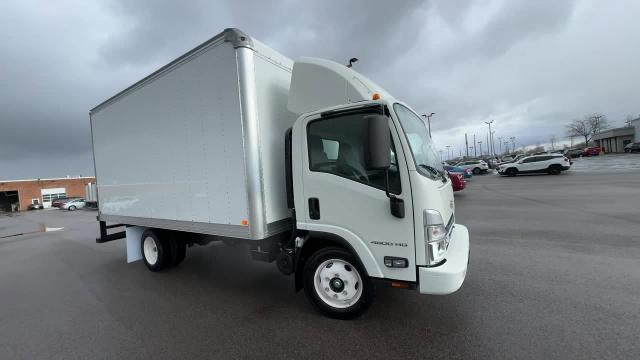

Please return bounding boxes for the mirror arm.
[384,169,393,199]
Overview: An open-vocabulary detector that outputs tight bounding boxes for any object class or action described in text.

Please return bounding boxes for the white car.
[454,160,489,174]
[61,198,86,211]
[498,154,571,177]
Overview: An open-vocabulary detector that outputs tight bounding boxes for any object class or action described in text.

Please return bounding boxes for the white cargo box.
[90,29,296,240]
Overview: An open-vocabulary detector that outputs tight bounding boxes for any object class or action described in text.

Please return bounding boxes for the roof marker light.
[372,93,381,100]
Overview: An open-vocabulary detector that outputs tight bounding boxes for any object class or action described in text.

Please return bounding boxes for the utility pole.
[465,133,469,158]
[484,120,494,156]
[510,136,516,153]
[491,131,496,156]
[486,133,489,156]
[421,113,435,138]
[439,150,444,161]
[478,141,483,156]
[473,134,477,157]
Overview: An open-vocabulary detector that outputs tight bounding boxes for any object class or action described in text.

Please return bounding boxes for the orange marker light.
[240,219,248,226]
[391,282,410,289]
[372,93,381,100]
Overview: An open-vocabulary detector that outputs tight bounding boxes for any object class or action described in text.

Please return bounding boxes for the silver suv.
[498,155,571,177]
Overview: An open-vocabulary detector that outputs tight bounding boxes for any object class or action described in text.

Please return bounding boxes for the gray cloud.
[2,0,640,179]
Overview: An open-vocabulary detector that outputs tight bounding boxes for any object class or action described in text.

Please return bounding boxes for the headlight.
[424,209,450,265]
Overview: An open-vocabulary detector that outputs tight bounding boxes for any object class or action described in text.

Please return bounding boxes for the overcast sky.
[2,0,640,179]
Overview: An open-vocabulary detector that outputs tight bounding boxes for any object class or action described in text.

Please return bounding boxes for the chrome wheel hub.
[314,259,363,308]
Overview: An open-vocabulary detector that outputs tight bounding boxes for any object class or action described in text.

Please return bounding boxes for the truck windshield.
[393,103,445,181]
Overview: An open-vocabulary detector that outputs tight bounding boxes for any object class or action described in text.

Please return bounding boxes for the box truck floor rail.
[90,28,469,319]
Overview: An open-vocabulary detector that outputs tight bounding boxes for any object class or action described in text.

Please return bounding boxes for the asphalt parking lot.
[1,159,639,359]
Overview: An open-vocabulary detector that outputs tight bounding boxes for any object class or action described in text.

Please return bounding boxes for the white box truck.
[90,28,469,318]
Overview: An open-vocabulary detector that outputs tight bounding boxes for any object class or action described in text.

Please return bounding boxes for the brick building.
[0,177,95,212]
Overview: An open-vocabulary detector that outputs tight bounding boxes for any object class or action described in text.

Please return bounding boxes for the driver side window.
[307,112,401,194]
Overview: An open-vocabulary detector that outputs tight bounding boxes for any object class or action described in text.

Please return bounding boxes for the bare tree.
[550,135,557,150]
[566,113,609,146]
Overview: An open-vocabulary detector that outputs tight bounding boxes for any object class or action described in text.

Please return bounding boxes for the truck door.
[296,107,416,281]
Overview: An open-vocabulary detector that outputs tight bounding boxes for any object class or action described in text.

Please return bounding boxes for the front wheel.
[472,167,481,174]
[506,168,518,177]
[303,247,374,319]
[68,205,77,211]
[548,166,561,175]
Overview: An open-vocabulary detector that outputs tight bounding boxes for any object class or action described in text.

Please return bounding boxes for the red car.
[582,147,601,156]
[448,172,466,192]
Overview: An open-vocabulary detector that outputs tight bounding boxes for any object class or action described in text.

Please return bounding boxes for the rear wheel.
[141,230,169,272]
[506,168,518,177]
[68,205,77,211]
[303,247,374,319]
[473,167,481,174]
[548,165,561,175]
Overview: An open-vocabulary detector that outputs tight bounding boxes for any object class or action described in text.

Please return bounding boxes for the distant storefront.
[0,177,95,212]
[593,127,635,153]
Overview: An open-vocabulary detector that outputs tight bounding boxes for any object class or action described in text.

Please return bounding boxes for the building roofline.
[0,176,95,184]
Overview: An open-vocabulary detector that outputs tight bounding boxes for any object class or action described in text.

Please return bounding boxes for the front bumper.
[418,224,469,295]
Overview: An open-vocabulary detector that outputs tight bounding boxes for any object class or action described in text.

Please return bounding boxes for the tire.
[68,205,77,211]
[141,230,169,272]
[472,167,481,174]
[303,247,374,319]
[506,168,518,177]
[548,166,561,175]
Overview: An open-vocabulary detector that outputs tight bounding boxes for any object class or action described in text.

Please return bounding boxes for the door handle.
[308,198,320,220]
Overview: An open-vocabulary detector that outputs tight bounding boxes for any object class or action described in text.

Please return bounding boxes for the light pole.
[498,136,503,155]
[446,145,451,160]
[491,131,496,156]
[504,141,510,154]
[484,120,494,156]
[439,150,444,161]
[509,136,516,153]
[421,113,435,138]
[478,141,483,157]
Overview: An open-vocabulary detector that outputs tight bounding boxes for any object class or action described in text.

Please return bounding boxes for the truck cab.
[284,58,469,318]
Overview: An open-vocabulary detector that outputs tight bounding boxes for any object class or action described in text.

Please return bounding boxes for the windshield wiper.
[419,164,447,182]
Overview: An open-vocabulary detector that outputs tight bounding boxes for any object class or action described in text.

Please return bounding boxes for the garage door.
[41,188,66,208]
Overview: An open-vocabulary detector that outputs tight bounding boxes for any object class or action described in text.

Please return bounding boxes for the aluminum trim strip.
[99,215,251,239]
[235,46,267,240]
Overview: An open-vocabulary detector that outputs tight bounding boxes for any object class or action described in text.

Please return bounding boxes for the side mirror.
[364,115,390,170]
[517,160,523,164]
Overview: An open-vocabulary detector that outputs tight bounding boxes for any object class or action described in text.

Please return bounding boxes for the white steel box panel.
[252,40,297,223]
[91,41,249,226]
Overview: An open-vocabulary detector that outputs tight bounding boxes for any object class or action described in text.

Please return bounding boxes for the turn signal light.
[391,282,410,289]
